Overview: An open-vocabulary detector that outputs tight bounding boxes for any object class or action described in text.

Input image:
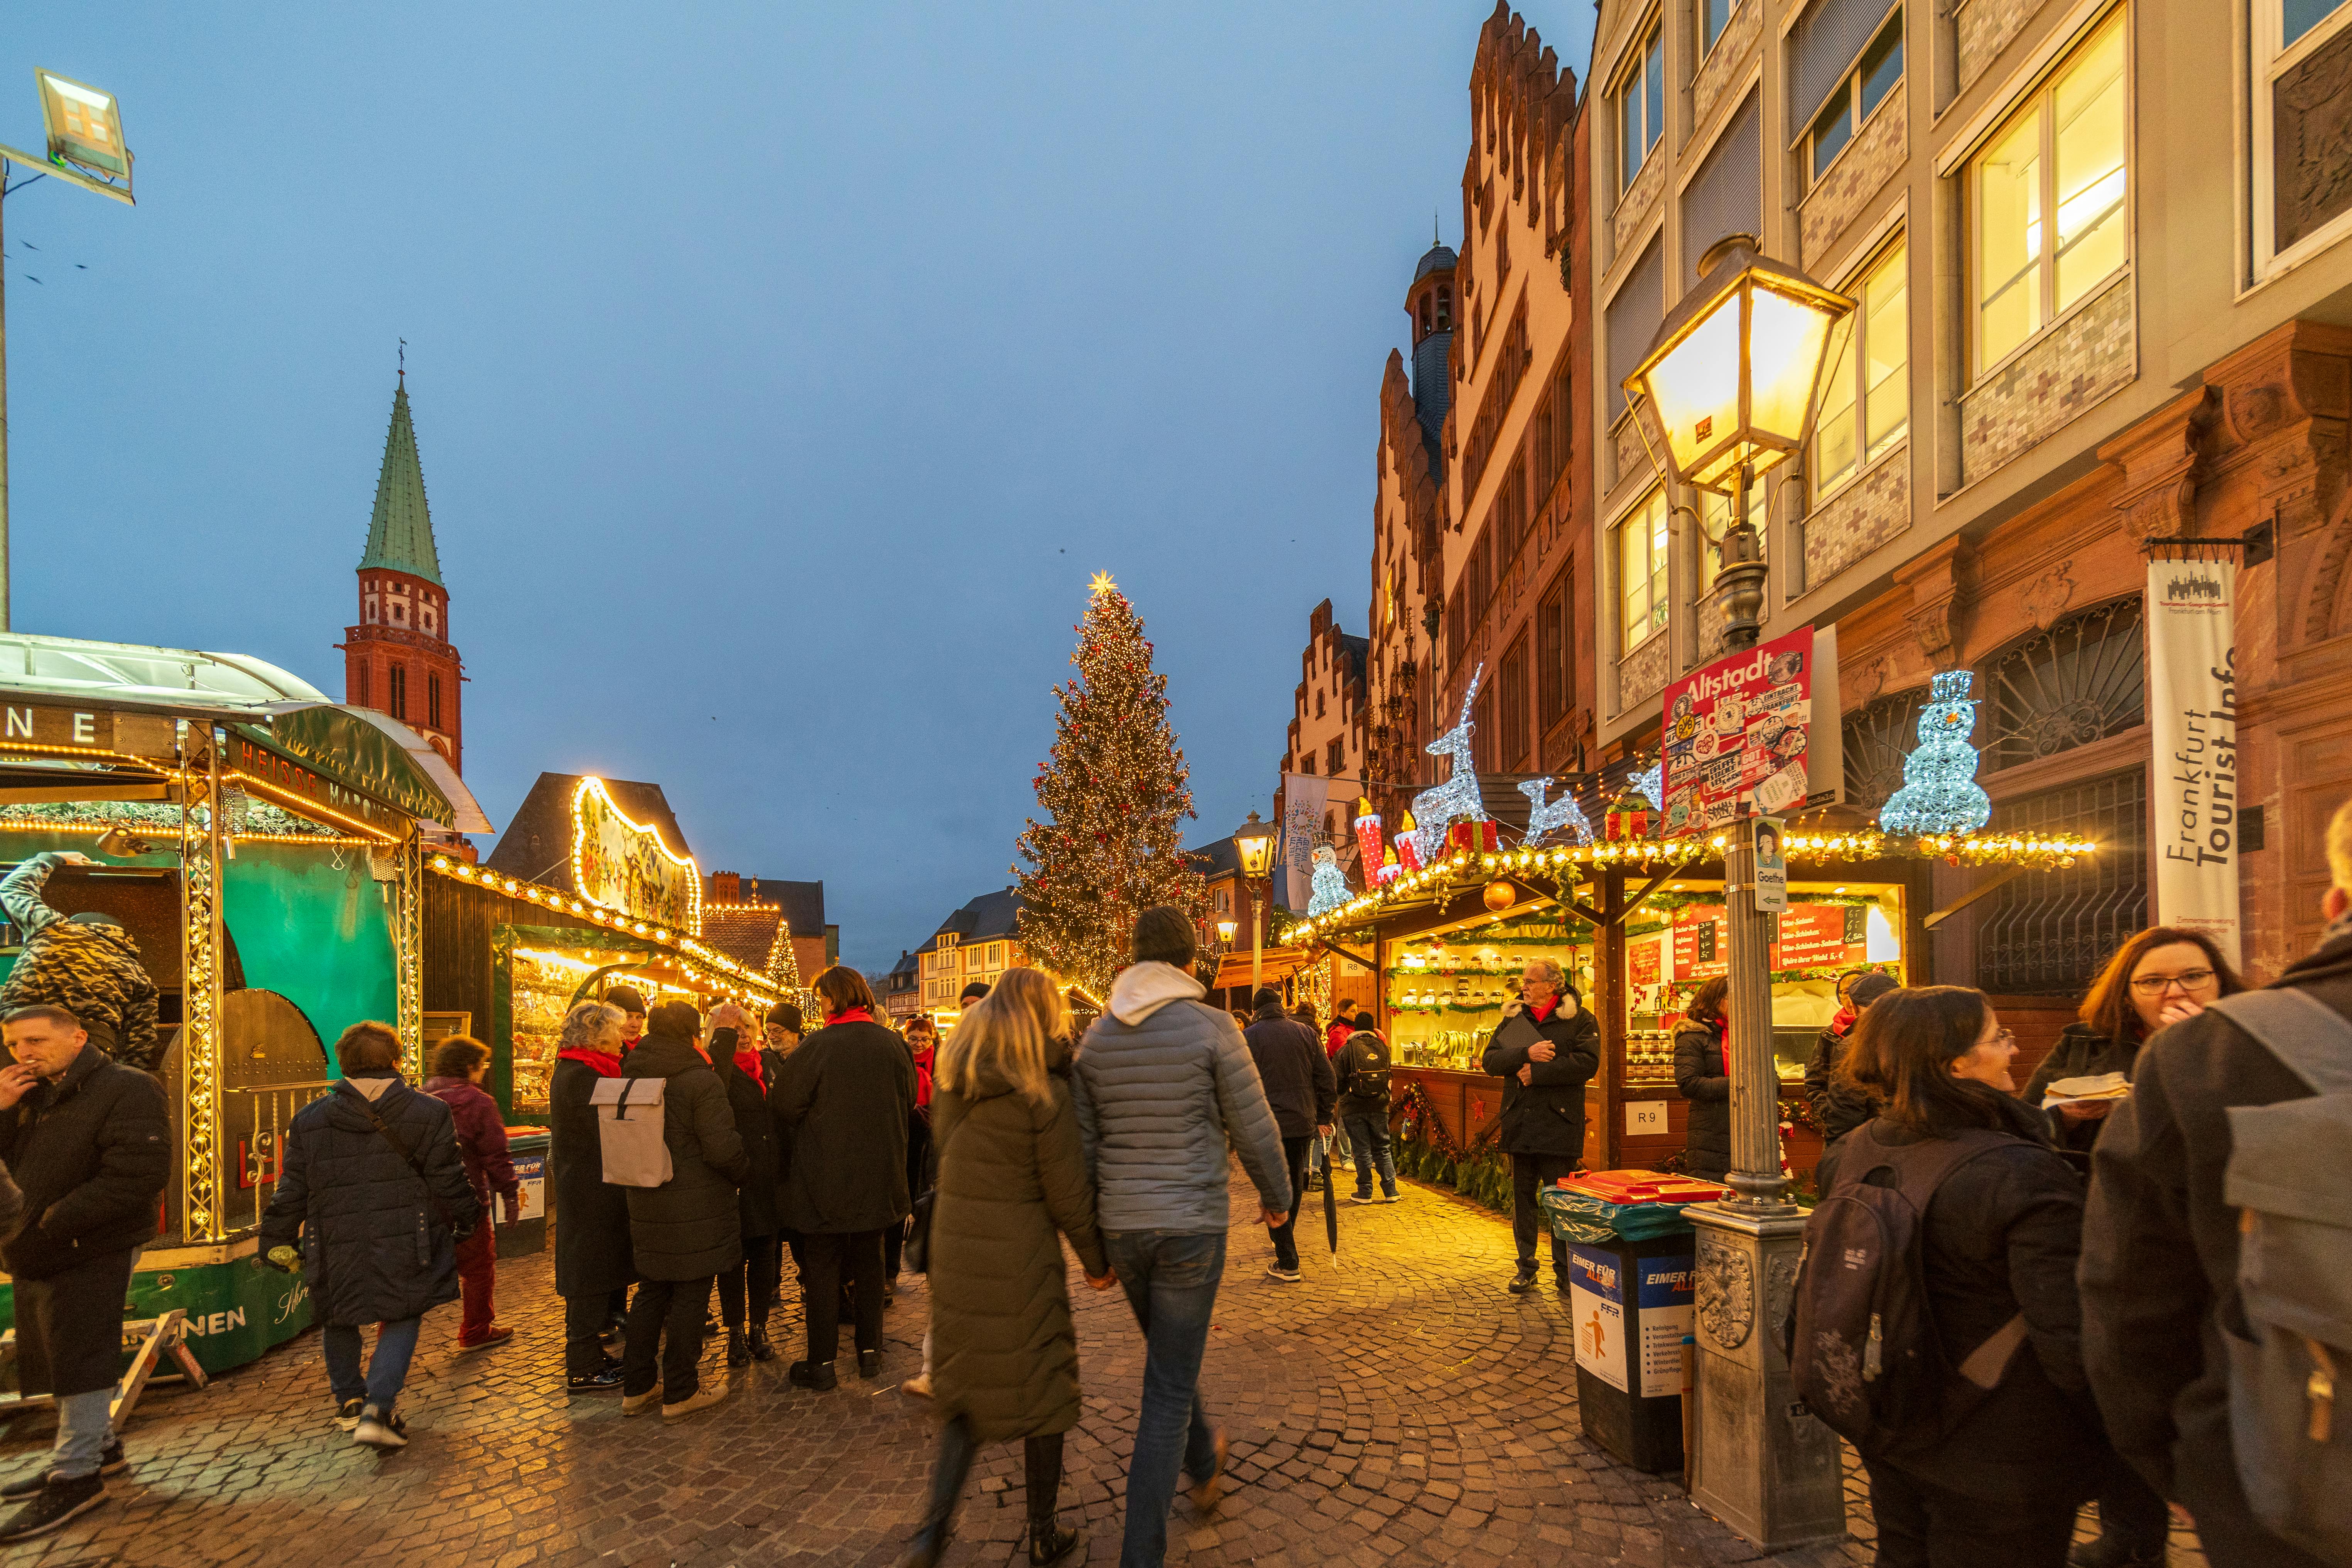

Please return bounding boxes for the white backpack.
[590,1077,671,1188]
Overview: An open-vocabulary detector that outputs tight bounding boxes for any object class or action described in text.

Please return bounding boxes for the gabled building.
[878,949,920,1023]
[915,888,1031,1018]
[341,372,464,771]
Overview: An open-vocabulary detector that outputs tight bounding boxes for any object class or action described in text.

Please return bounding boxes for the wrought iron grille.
[1978,597,2145,774]
[1975,770,2147,995]
[1843,687,1928,816]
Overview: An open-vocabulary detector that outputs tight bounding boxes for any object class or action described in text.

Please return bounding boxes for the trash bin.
[496,1130,549,1260]
[1563,1233,1696,1473]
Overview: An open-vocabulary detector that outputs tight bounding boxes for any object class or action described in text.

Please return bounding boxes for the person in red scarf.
[885,1016,939,1296]
[606,986,648,1058]
[1673,977,1733,1181]
[705,1001,785,1365]
[1803,969,1901,1145]
[548,999,634,1392]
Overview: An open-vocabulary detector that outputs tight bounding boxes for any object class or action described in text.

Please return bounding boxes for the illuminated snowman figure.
[1308,844,1351,915]
[1877,670,1993,836]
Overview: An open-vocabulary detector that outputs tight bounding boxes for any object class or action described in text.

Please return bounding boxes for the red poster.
[1672,904,1727,980]
[1660,626,1816,836]
[1773,905,1863,970]
[1629,938,1661,987]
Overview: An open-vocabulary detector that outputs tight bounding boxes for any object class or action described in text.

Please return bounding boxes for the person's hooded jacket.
[2081,913,2352,1539]
[1073,962,1290,1232]
[773,1010,914,1234]
[616,1028,748,1279]
[0,855,161,1073]
[0,1040,168,1280]
[929,1036,1108,1443]
[1243,999,1336,1138]
[423,1074,518,1210]
[1482,996,1601,1158]
[258,1070,481,1327]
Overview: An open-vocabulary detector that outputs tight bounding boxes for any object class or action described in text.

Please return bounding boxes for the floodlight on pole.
[0,68,134,635]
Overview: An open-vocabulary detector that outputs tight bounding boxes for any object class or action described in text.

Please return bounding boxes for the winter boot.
[726,1328,750,1368]
[1024,1435,1079,1565]
[746,1319,778,1362]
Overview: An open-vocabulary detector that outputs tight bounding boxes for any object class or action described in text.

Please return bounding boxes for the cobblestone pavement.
[0,1169,2207,1566]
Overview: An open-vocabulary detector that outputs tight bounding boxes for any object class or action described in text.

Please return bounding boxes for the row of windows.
[920,942,1006,976]
[355,661,445,731]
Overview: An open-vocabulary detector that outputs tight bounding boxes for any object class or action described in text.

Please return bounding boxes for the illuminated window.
[1618,491,1671,653]
[1617,22,1666,192]
[1972,11,2127,372]
[1806,12,1903,183]
[1812,237,1909,498]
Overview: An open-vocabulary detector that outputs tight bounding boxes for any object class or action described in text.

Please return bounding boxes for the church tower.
[343,371,464,770]
[1406,236,1457,461]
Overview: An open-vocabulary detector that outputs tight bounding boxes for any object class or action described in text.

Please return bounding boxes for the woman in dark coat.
[774,966,914,1389]
[1673,976,1732,1181]
[1803,969,1900,1145]
[615,1002,748,1422]
[900,968,1111,1568]
[547,999,634,1392]
[1821,986,2110,1566]
[706,1002,782,1365]
[260,1021,480,1449]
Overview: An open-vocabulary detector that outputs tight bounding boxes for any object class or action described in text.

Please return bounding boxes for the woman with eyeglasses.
[2024,927,2246,1160]
[1825,986,2109,1566]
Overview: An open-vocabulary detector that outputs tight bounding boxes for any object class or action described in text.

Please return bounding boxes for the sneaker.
[456,1326,514,1353]
[1379,1192,1401,1203]
[0,1472,105,1543]
[620,1384,664,1416]
[900,1373,934,1399]
[661,1384,728,1421]
[566,1366,626,1394]
[1185,1428,1231,1511]
[0,1440,125,1499]
[1265,1263,1301,1283]
[335,1398,366,1431]
[857,1349,882,1380]
[1345,1192,1378,1205]
[788,1360,837,1392]
[1506,1267,1538,1295]
[351,1404,409,1450]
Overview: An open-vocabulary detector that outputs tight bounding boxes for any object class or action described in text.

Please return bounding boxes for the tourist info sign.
[1659,624,1841,832]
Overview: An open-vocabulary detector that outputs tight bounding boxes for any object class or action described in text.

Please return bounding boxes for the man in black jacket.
[2080,803,2352,1568]
[1242,987,1334,1283]
[1481,961,1599,1295]
[0,1004,169,1543]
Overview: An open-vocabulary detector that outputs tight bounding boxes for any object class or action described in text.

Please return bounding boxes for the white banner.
[1278,772,1335,913]
[2147,557,2241,969]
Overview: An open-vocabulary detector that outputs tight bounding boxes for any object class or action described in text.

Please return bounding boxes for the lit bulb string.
[1287,830,2099,940]
[428,855,780,1002]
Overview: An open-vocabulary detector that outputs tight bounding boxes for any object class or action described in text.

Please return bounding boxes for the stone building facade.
[1585,0,2352,1002]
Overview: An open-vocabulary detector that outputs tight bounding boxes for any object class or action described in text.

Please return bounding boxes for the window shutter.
[1606,236,1666,422]
[1791,0,1899,130]
[1680,91,1763,271]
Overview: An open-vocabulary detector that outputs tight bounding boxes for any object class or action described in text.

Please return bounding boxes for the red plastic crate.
[1555,1168,1728,1205]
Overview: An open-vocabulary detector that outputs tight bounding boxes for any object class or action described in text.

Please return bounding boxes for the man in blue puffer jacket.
[1074,906,1289,1568]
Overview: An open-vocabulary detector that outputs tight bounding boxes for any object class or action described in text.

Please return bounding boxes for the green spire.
[358,377,444,587]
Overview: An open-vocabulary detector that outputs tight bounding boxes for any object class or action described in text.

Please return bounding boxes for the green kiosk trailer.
[0,633,491,1387]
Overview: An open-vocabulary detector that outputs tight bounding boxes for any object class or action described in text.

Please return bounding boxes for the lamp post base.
[1683,1201,1845,1549]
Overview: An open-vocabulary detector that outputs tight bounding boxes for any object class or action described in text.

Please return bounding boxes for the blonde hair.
[561,1000,625,1050]
[936,966,1065,1109]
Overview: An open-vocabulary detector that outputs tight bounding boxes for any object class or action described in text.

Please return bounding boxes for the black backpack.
[1342,1033,1392,1104]
[1788,1122,2030,1455]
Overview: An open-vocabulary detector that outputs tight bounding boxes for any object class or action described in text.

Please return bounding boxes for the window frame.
[1966,7,2132,381]
[1810,233,1910,504]
[1616,17,1668,196]
[2252,0,2352,279]
[1803,11,1905,188]
[1700,0,1737,60]
[1616,489,1672,656]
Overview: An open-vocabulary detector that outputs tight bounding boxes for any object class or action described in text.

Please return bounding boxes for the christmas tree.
[1877,670,1994,836]
[1015,574,1208,998]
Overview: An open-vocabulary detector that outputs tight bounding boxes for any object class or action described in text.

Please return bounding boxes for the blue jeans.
[323,1317,421,1413]
[52,1389,111,1480]
[1103,1230,1226,1568]
[1343,1111,1396,1197]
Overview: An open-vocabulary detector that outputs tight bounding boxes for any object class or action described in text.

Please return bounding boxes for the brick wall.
[1621,629,1673,709]
[1960,274,2136,484]
[1957,0,2049,92]
[1691,0,1762,145]
[1613,151,1666,261]
[1804,443,1912,586]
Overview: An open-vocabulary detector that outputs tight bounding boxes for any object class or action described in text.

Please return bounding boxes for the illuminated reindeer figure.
[1408,663,1485,862]
[1518,776,1595,847]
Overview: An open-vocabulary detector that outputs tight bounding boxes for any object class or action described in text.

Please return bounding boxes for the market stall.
[0,633,491,1378]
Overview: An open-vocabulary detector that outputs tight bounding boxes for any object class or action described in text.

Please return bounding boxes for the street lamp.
[1215,918,1238,947]
[1621,232,1852,1550]
[1233,811,1277,996]
[0,70,136,633]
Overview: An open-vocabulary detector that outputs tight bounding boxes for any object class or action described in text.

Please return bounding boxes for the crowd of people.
[0,795,2340,1568]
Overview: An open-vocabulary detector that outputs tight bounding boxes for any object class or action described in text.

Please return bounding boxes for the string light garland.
[1013,573,1209,997]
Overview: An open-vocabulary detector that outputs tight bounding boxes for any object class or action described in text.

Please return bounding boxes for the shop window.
[1975,769,2147,994]
[1977,596,2144,774]
[1617,20,1667,193]
[1813,236,1909,498]
[1701,0,1736,57]
[1804,12,1902,183]
[388,663,407,721]
[1840,687,1927,813]
[2256,0,2352,269]
[1970,10,2129,373]
[1619,491,1671,653]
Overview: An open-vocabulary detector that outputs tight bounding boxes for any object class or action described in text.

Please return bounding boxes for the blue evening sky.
[9,3,1595,970]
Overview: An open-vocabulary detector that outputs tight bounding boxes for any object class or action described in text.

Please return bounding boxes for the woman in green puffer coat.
[900,967,1112,1568]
